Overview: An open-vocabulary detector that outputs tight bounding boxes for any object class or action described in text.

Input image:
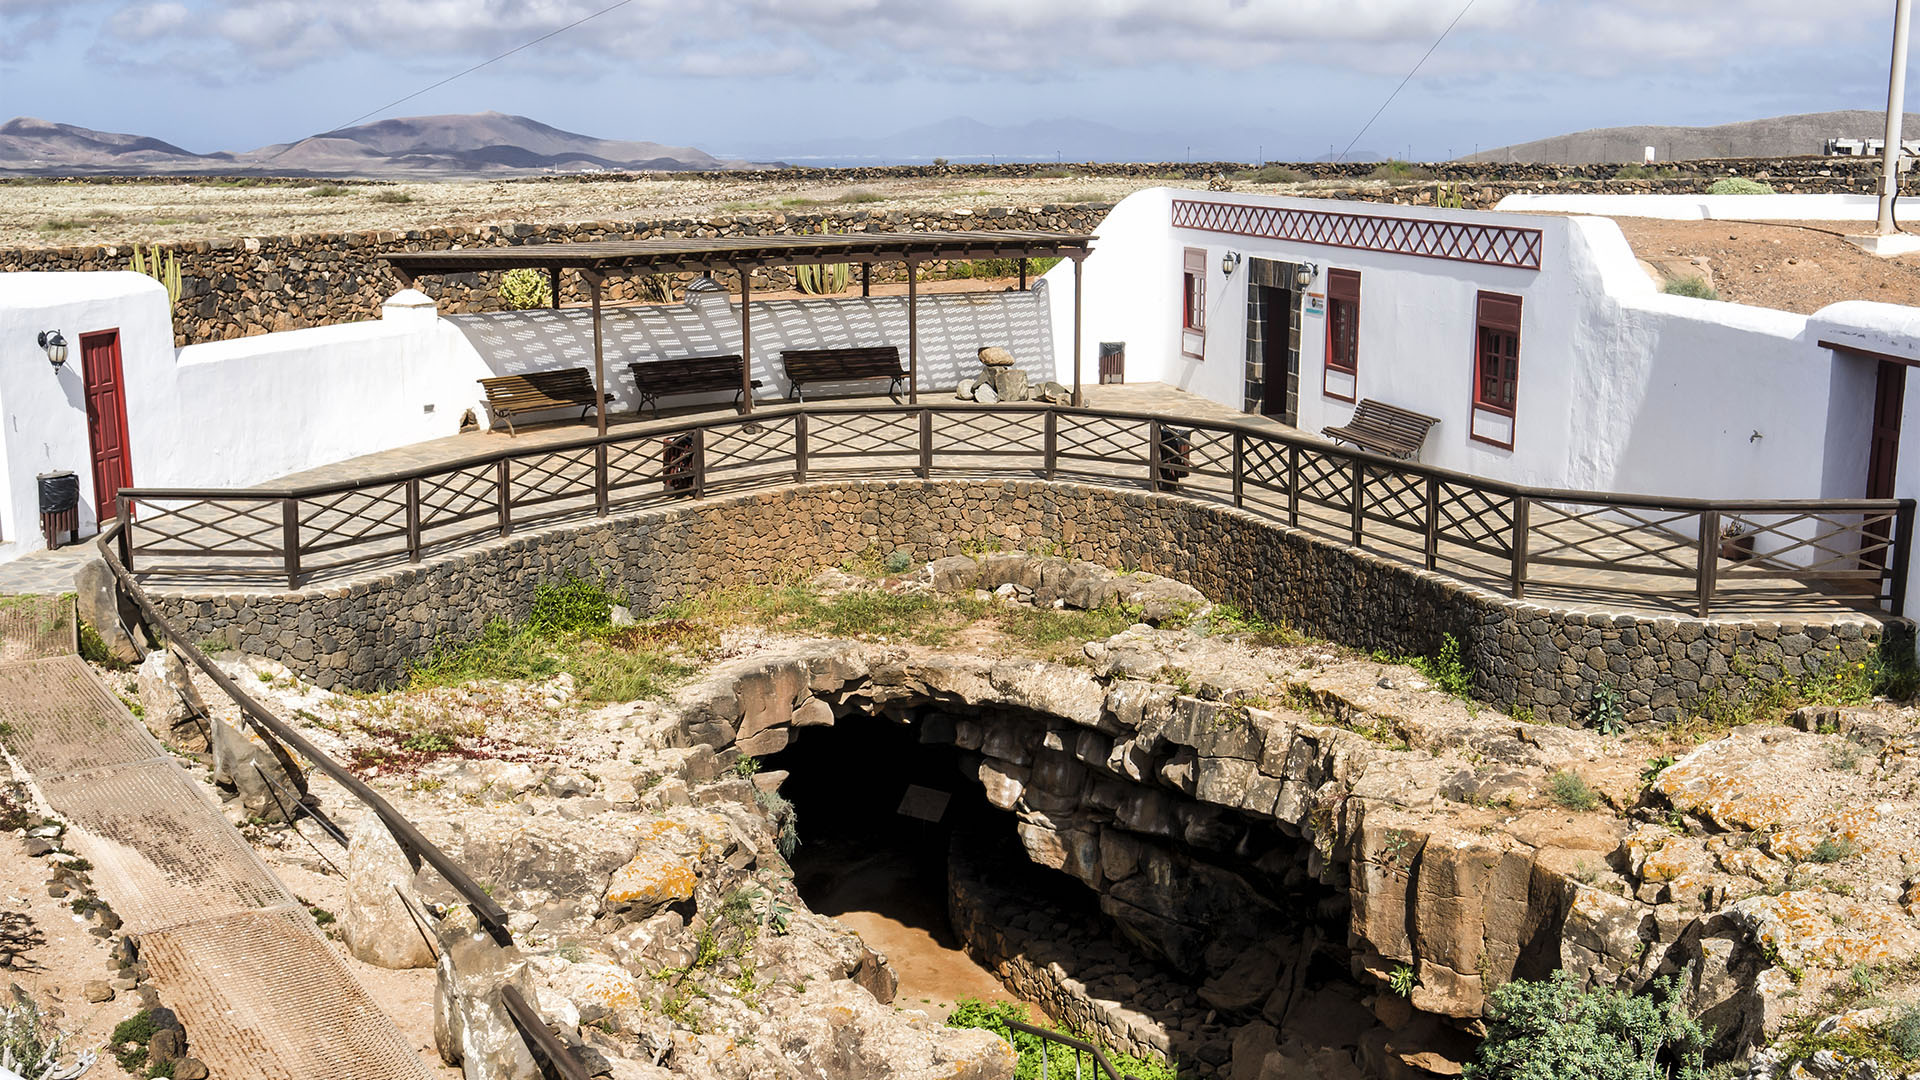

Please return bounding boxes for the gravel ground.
[1608,216,1920,313]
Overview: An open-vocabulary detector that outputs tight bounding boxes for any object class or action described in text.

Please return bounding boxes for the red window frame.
[1181,247,1206,357]
[1323,268,1360,401]
[1470,291,1522,449]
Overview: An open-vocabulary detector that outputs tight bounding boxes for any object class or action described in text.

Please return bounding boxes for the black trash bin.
[37,471,80,549]
[1157,427,1192,486]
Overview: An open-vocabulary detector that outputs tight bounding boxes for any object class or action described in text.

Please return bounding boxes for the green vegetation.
[109,1010,159,1074]
[794,261,849,294]
[130,244,183,305]
[1465,972,1706,1080]
[756,789,800,859]
[1613,164,1686,180]
[1778,1003,1920,1074]
[1233,165,1307,184]
[780,189,885,207]
[1388,965,1416,997]
[935,256,1063,281]
[1370,159,1434,182]
[1205,603,1303,647]
[732,755,762,778]
[1385,633,1472,698]
[1548,770,1601,812]
[370,189,414,204]
[1586,682,1627,736]
[77,619,131,670]
[1806,836,1857,864]
[945,998,1178,1080]
[1662,276,1720,301]
[1706,177,1774,195]
[1677,645,1916,741]
[1435,182,1466,209]
[499,267,552,310]
[2,997,73,1079]
[306,184,351,198]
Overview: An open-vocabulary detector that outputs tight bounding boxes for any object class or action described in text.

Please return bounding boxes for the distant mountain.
[0,111,763,177]
[1464,110,1920,164]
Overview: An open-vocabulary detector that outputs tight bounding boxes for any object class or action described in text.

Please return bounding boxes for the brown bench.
[781,346,907,402]
[628,355,760,418]
[1321,399,1441,460]
[478,368,613,435]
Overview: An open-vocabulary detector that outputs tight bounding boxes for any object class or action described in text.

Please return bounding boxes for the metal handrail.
[91,518,592,1079]
[112,401,1915,618]
[1002,1018,1143,1080]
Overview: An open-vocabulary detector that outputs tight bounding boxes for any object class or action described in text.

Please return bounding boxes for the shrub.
[1234,165,1307,184]
[1465,972,1706,1080]
[1663,276,1720,301]
[1548,770,1600,812]
[1806,836,1857,864]
[1404,634,1472,697]
[1586,682,1627,735]
[499,267,553,310]
[946,998,1178,1080]
[306,184,351,198]
[1388,965,1416,997]
[1371,159,1433,182]
[370,189,413,204]
[1706,177,1773,195]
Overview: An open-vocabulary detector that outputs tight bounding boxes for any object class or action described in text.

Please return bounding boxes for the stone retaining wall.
[147,478,1884,722]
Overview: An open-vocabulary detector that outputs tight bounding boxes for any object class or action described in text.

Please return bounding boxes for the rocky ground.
[1612,216,1920,312]
[83,552,1920,1080]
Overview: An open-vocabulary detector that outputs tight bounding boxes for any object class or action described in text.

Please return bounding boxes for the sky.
[0,0,1915,162]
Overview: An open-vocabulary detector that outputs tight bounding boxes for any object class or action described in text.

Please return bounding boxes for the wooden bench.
[477,369,614,436]
[1321,399,1441,460]
[628,355,760,418]
[781,346,907,402]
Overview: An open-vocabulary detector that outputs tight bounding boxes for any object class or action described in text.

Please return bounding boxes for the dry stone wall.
[147,478,1885,722]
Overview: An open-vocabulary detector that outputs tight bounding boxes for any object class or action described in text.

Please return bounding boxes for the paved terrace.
[51,382,1899,625]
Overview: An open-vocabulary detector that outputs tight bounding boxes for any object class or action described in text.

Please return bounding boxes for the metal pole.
[587,271,607,437]
[739,263,755,414]
[907,258,920,404]
[1071,254,1084,407]
[1879,0,1913,235]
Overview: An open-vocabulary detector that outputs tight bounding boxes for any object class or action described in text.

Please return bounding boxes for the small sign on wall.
[1304,293,1325,317]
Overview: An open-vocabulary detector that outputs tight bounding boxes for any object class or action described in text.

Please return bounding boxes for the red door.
[80,330,135,521]
[1869,360,1905,500]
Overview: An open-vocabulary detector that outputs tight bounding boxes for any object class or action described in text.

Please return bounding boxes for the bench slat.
[782,346,907,403]
[627,355,760,417]
[478,368,612,435]
[1321,399,1441,460]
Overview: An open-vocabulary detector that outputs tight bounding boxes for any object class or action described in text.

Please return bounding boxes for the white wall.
[446,287,1056,415]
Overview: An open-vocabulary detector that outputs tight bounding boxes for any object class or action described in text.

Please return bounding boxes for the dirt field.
[1608,217,1920,313]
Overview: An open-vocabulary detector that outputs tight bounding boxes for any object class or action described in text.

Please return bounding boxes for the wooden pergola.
[384,230,1097,434]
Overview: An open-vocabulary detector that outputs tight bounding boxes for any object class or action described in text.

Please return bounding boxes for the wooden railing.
[115,403,1913,618]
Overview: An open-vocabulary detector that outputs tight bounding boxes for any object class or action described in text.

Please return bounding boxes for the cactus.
[1435,182,1465,210]
[794,261,850,295]
[129,244,182,305]
[498,267,552,310]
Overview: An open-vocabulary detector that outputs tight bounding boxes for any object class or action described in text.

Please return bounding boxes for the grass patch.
[1379,633,1472,698]
[369,189,413,204]
[780,189,885,207]
[1547,770,1600,812]
[1234,165,1308,184]
[936,256,1063,280]
[1370,159,1433,182]
[1673,646,1914,742]
[1806,837,1857,864]
[946,998,1177,1080]
[306,184,351,198]
[1663,275,1719,300]
[1707,177,1774,195]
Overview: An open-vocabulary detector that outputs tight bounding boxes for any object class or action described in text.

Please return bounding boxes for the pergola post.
[906,258,919,404]
[1019,257,1028,291]
[548,267,561,309]
[1071,254,1084,407]
[737,263,754,415]
[861,263,871,297]
[585,269,607,437]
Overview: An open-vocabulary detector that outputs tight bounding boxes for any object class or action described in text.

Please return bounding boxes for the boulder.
[210,716,306,822]
[986,366,1029,402]
[974,383,1000,404]
[1036,381,1072,404]
[134,648,208,751]
[955,378,981,400]
[434,907,540,1080]
[978,346,1016,367]
[343,815,437,969]
[927,556,980,592]
[74,557,144,664]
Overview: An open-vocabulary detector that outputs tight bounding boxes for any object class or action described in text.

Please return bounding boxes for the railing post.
[1044,409,1058,480]
[1348,456,1364,548]
[1893,500,1915,617]
[116,495,134,574]
[496,459,512,537]
[594,443,609,517]
[281,497,301,591]
[1232,430,1245,508]
[406,478,422,563]
[918,408,933,479]
[1424,476,1440,570]
[794,412,809,484]
[1510,496,1530,599]
[1147,417,1163,493]
[1287,443,1300,527]
[693,429,707,500]
[1696,509,1720,617]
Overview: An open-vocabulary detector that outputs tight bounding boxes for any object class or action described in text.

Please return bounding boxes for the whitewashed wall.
[446,287,1055,416]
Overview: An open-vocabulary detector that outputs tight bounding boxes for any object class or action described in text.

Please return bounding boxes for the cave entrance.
[766,710,1097,1017]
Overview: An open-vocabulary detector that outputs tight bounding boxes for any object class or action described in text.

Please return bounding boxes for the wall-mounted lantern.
[1295,262,1318,290]
[36,330,68,371]
[1221,251,1243,277]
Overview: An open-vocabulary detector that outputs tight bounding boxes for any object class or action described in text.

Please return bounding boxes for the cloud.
[106,1,188,39]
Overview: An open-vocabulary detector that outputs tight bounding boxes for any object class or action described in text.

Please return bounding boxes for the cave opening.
[761,702,1377,1075]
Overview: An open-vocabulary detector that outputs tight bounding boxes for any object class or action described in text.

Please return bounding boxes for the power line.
[1335,0,1477,164]
[322,0,638,136]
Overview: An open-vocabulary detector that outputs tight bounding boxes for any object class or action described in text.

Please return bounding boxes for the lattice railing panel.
[1240,437,1291,496]
[1435,483,1514,555]
[605,436,668,493]
[298,484,409,553]
[1360,465,1425,531]
[809,413,919,458]
[1721,510,1900,580]
[417,465,500,531]
[1172,199,1544,270]
[1175,427,1236,482]
[129,498,282,557]
[1530,502,1699,575]
[1056,415,1150,467]
[704,416,797,476]
[931,410,1046,458]
[1295,448,1352,512]
[508,447,596,507]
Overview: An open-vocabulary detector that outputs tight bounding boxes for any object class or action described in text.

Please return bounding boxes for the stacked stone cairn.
[956,346,1072,404]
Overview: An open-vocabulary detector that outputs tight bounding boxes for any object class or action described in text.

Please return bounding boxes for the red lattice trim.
[1171,199,1543,271]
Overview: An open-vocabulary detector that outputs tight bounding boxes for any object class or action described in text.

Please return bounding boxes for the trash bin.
[37,471,79,549]
[1099,342,1125,384]
[1158,427,1192,486]
[662,434,697,495]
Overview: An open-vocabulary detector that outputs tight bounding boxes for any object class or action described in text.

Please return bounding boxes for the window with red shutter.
[1324,268,1360,401]
[1181,248,1206,358]
[1470,291,1522,448]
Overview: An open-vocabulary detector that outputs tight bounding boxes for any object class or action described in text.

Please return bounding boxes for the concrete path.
[0,600,436,1080]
